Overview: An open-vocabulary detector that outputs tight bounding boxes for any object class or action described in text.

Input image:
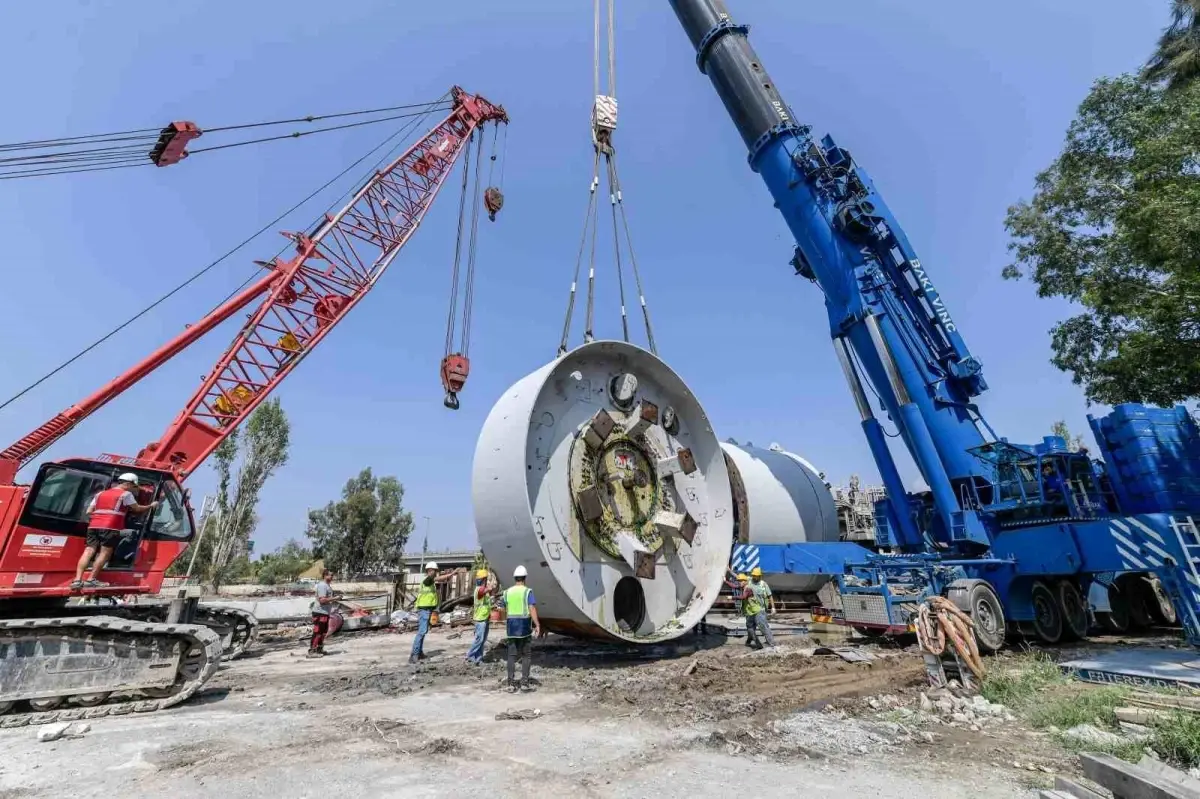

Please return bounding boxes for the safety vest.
[742,587,762,617]
[88,488,130,531]
[415,578,439,609]
[473,589,493,622]
[504,584,533,638]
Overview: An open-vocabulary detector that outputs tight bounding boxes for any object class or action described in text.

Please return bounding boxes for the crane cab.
[0,458,196,601]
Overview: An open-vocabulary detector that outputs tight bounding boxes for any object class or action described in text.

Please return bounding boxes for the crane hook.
[440,353,470,411]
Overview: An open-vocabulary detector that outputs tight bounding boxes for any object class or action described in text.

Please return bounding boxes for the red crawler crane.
[0,87,505,726]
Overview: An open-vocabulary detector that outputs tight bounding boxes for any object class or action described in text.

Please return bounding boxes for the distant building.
[834,475,887,545]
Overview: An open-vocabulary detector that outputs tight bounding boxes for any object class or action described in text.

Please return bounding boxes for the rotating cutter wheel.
[472,340,732,643]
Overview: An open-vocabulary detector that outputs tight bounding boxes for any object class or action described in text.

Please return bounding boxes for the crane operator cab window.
[18,461,194,570]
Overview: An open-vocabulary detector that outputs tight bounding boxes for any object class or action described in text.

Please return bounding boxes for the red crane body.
[0,87,506,604]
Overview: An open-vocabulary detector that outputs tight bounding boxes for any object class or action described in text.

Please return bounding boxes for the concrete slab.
[1061,647,1200,690]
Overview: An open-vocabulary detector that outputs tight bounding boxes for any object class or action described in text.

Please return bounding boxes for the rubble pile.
[864,690,1016,734]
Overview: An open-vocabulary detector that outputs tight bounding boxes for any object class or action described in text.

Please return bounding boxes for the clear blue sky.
[0,0,1169,554]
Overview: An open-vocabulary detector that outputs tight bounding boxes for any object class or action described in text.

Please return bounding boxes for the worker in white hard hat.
[72,473,159,591]
[749,567,776,647]
[503,564,541,692]
[465,568,497,665]
[409,561,466,665]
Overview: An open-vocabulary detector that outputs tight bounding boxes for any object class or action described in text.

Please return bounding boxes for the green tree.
[1050,420,1086,452]
[256,539,314,585]
[306,468,413,576]
[1003,74,1200,406]
[1145,0,1200,91]
[168,433,239,578]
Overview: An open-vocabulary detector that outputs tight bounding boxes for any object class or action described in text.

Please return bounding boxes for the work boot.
[306,650,324,659]
[418,652,427,660]
[408,655,419,665]
[520,680,535,693]
[506,682,518,694]
[82,579,109,588]
[69,580,84,591]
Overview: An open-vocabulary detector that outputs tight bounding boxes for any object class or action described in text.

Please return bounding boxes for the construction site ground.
[0,619,1080,798]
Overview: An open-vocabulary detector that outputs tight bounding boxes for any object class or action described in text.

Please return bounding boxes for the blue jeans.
[755,610,776,647]
[466,620,489,663]
[410,608,432,660]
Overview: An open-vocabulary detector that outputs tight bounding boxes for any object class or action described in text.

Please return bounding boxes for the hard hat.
[118,472,139,483]
[475,569,489,579]
[425,561,439,571]
[513,565,528,578]
[736,573,749,582]
[750,567,763,577]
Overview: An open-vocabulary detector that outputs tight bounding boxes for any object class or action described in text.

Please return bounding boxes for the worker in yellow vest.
[465,569,496,665]
[504,565,541,693]
[409,562,464,665]
[724,571,764,649]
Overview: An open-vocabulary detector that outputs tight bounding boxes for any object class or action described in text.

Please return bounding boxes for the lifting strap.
[558,0,657,357]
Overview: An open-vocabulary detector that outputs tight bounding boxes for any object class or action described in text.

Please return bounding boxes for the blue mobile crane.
[668,0,1200,650]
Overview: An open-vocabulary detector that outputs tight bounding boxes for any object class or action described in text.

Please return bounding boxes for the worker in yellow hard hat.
[465,568,496,665]
[749,567,777,647]
[725,568,764,649]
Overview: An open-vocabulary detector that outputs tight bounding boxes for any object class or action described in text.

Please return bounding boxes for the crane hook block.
[149,121,202,167]
[441,353,470,410]
[484,187,504,221]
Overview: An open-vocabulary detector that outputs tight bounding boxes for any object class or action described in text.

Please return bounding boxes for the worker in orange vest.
[72,473,159,590]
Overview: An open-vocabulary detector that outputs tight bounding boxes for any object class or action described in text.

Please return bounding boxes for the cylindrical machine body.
[722,440,838,593]
[473,341,733,643]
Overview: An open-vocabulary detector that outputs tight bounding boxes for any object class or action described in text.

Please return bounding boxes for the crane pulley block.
[592,95,618,150]
[484,187,504,221]
[149,121,202,167]
[440,354,470,410]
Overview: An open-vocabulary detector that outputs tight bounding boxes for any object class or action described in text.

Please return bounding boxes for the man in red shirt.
[71,473,158,590]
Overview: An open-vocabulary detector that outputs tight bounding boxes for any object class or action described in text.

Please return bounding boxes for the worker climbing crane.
[0,86,507,727]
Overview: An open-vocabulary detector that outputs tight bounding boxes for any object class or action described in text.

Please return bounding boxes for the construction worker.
[409,562,464,664]
[504,565,541,692]
[724,570,764,649]
[308,569,337,658]
[749,567,777,647]
[465,568,495,665]
[72,473,158,590]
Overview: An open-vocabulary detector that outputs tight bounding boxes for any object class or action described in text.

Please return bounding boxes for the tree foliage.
[305,468,413,576]
[1145,0,1200,91]
[256,539,314,585]
[1050,420,1086,452]
[171,399,290,587]
[1003,74,1200,406]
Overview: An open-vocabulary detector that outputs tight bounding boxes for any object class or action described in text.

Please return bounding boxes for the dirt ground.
[0,620,1047,798]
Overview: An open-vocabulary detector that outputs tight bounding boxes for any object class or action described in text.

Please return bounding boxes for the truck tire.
[1144,576,1178,626]
[1056,580,1089,641]
[946,580,1007,654]
[1030,581,1064,644]
[1096,585,1132,634]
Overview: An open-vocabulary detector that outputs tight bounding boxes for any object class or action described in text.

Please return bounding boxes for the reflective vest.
[415,578,438,609]
[88,488,130,531]
[473,588,493,622]
[742,587,762,617]
[504,584,533,638]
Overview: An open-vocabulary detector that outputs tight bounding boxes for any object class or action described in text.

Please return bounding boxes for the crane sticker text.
[18,534,67,559]
[909,260,957,333]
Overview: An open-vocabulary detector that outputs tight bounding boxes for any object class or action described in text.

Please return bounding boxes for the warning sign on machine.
[18,534,68,558]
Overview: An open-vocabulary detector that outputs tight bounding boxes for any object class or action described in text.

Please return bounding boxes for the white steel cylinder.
[472,340,733,642]
[722,440,839,593]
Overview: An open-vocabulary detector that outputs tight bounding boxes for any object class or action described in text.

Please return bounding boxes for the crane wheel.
[1029,581,1064,644]
[0,702,13,715]
[28,697,64,712]
[1056,580,1089,641]
[966,581,1007,654]
[1096,584,1132,634]
[1144,576,1178,626]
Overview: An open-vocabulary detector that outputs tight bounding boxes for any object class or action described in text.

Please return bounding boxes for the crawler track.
[0,616,221,728]
[81,603,258,660]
